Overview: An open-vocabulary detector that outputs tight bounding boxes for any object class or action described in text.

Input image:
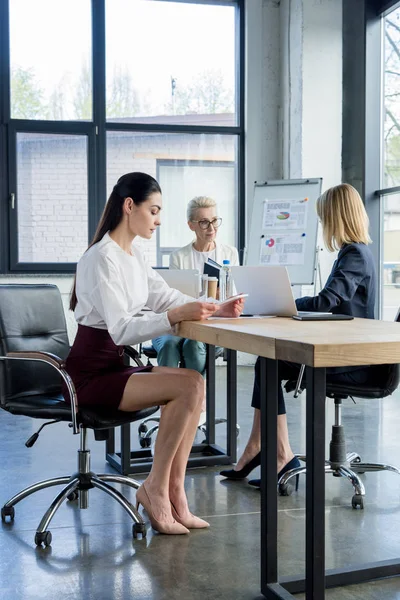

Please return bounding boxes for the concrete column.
[245,0,282,226]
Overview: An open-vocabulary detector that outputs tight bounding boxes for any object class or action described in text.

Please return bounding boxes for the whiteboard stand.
[313,247,323,295]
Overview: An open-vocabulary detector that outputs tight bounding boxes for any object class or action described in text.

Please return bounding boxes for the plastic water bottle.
[219,260,232,302]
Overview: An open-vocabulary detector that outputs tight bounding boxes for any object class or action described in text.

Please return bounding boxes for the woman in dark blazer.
[220,183,377,488]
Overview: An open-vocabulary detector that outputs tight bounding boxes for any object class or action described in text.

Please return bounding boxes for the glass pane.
[106,0,237,125]
[10,0,92,121]
[382,194,400,320]
[106,131,238,266]
[383,8,400,186]
[17,133,88,262]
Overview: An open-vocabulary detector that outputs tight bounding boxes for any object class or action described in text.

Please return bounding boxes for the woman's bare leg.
[167,396,205,521]
[235,408,294,472]
[234,408,261,471]
[118,366,204,525]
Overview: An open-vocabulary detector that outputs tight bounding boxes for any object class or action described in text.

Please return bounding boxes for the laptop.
[230,266,353,320]
[154,268,200,298]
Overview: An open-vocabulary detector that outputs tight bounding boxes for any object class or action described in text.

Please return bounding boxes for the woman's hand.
[213,297,245,318]
[168,301,219,326]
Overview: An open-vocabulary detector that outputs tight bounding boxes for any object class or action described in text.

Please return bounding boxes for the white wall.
[245,0,343,305]
[302,0,343,286]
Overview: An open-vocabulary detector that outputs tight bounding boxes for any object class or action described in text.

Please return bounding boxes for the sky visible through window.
[10,0,235,120]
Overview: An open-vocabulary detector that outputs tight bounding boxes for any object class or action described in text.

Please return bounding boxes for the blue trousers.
[151,335,207,376]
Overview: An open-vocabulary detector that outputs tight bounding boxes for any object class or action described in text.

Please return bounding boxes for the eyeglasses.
[191,217,222,230]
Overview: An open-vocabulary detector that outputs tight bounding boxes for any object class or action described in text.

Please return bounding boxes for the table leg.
[261,358,279,593]
[206,344,216,445]
[226,349,237,462]
[305,366,326,599]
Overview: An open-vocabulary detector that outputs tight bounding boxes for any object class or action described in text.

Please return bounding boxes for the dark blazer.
[296,243,376,319]
[295,242,376,373]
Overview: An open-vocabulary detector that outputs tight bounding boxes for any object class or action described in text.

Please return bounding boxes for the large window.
[14,132,89,264]
[0,0,244,273]
[9,0,92,121]
[381,6,400,319]
[106,131,237,266]
[105,0,237,126]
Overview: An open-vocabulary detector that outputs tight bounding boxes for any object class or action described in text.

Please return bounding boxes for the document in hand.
[218,293,249,307]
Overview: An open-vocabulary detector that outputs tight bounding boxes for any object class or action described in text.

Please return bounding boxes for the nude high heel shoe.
[170,501,210,529]
[136,484,190,535]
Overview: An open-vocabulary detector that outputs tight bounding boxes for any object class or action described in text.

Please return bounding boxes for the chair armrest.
[124,345,145,367]
[294,364,305,398]
[2,351,79,434]
[7,351,65,369]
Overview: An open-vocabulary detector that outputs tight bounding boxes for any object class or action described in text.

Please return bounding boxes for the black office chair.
[0,284,159,546]
[281,310,400,509]
[137,343,236,448]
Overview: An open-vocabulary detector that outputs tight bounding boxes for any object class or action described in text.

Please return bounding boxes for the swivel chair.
[0,284,159,546]
[280,310,400,509]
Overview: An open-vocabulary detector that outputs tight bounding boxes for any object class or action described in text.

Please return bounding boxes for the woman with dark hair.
[67,172,244,535]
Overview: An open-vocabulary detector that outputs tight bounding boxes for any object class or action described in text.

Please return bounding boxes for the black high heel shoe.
[219,452,261,480]
[248,456,301,489]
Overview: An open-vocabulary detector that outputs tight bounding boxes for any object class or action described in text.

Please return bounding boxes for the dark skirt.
[64,324,153,409]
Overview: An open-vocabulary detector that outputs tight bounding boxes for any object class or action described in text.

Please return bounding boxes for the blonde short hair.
[187,196,216,222]
[316,183,371,252]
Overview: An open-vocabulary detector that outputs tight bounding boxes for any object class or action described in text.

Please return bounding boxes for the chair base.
[278,452,400,509]
[1,428,145,546]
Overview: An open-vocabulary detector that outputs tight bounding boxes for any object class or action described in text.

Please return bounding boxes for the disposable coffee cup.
[200,274,209,297]
[207,276,218,299]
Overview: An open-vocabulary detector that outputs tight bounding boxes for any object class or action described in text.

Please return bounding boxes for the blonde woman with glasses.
[220,183,378,489]
[152,196,239,379]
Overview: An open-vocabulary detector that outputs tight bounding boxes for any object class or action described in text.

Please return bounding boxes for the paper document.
[262,198,309,230]
[259,233,306,266]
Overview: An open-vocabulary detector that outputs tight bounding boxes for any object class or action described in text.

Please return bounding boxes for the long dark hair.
[70,172,161,311]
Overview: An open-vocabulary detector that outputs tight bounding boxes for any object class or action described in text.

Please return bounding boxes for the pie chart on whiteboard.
[265,238,275,248]
[276,211,290,220]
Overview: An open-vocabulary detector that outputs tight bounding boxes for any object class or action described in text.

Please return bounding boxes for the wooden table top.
[178,317,400,368]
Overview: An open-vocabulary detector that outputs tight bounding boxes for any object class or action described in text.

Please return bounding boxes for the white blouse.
[191,246,216,277]
[74,232,194,346]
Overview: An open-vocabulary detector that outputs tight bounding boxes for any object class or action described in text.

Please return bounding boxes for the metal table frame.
[105,346,238,475]
[260,357,400,599]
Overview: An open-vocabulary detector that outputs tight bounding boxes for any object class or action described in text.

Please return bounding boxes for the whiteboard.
[246,179,322,285]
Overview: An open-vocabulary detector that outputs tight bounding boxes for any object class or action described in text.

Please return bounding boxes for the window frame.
[0,0,245,273]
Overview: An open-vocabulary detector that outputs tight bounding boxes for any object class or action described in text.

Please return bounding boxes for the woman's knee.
[160,337,181,352]
[181,369,204,404]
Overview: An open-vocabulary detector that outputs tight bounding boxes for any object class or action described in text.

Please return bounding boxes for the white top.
[74,232,193,346]
[191,247,216,276]
[170,241,239,270]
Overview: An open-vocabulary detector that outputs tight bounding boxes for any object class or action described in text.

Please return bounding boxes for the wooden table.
[178,316,400,600]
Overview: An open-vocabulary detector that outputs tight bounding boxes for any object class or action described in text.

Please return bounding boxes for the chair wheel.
[1,506,15,522]
[138,423,148,434]
[133,522,147,539]
[278,483,293,497]
[139,437,152,448]
[352,494,364,509]
[67,491,79,501]
[35,531,52,547]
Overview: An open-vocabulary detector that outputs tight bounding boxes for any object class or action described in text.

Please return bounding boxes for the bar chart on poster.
[246,179,322,285]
